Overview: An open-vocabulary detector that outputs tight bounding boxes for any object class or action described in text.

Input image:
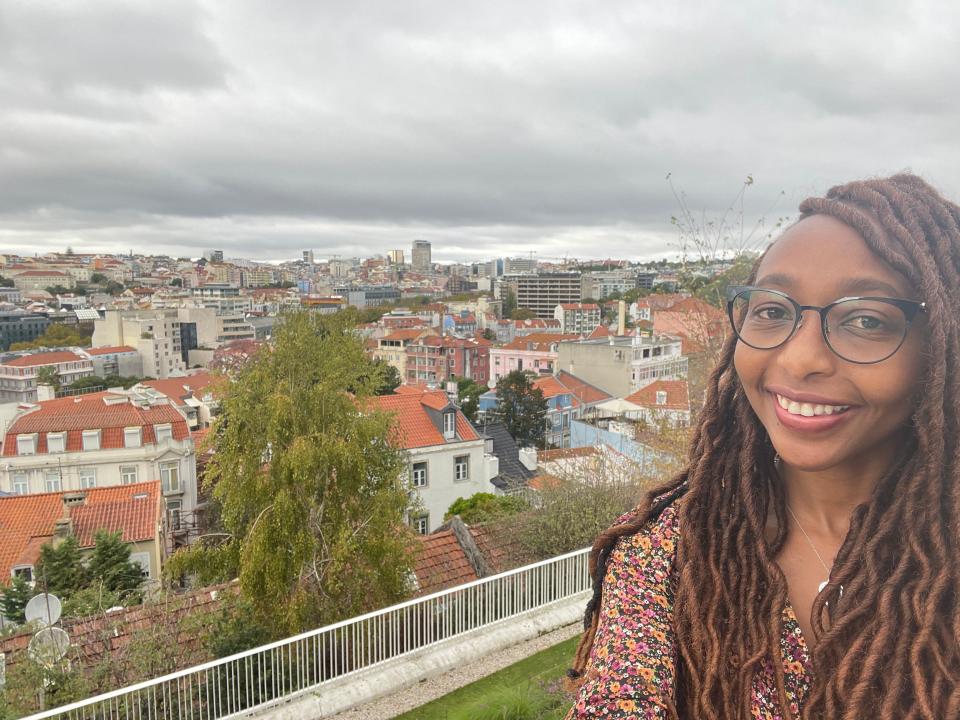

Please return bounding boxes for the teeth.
[776,394,849,417]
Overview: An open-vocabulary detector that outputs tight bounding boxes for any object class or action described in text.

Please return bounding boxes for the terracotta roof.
[3,392,190,456]
[0,482,159,582]
[412,529,479,595]
[369,390,479,449]
[2,351,87,368]
[14,270,69,277]
[499,333,579,352]
[85,345,137,356]
[555,370,613,405]
[469,523,528,574]
[625,380,691,411]
[512,318,561,329]
[141,372,216,402]
[381,328,431,342]
[588,324,611,339]
[533,375,577,404]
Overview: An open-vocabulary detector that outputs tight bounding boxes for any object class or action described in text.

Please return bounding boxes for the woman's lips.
[770,391,858,432]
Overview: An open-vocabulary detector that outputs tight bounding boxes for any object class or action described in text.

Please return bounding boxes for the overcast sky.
[1,0,959,264]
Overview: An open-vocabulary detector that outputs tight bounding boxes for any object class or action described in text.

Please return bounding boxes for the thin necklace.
[785,503,833,593]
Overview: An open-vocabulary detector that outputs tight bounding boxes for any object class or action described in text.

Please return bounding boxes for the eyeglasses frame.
[726,285,927,365]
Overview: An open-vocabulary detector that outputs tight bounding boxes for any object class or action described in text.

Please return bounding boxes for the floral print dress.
[566,498,813,719]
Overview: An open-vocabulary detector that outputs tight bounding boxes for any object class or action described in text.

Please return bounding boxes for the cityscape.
[0,238,737,718]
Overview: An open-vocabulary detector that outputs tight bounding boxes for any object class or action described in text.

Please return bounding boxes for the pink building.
[488,333,580,383]
[405,336,491,386]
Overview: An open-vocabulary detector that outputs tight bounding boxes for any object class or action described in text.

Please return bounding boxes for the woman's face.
[733,214,927,475]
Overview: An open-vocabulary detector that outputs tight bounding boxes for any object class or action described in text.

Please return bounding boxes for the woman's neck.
[777,458,881,537]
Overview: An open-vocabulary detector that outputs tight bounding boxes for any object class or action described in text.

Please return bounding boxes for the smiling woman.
[563,174,960,719]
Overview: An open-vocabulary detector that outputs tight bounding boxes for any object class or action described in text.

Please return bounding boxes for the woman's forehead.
[756,214,914,298]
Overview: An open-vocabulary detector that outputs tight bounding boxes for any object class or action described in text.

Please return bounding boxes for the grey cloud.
[1,0,959,260]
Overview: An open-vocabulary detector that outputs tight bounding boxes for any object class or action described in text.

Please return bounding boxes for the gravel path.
[329,622,582,720]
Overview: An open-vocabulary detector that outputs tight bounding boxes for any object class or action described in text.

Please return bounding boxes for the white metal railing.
[24,546,592,720]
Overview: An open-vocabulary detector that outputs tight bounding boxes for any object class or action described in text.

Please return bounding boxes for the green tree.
[44,285,72,296]
[89,272,108,284]
[170,277,183,287]
[372,360,402,395]
[1,575,33,624]
[164,310,416,634]
[0,275,14,287]
[480,327,496,341]
[103,280,125,295]
[35,365,61,391]
[9,323,88,351]
[510,308,537,321]
[444,493,529,524]
[36,536,89,599]
[495,371,547,448]
[501,287,517,318]
[87,530,144,599]
[455,376,484,423]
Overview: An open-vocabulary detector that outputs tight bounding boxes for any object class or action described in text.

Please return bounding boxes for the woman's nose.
[774,310,836,376]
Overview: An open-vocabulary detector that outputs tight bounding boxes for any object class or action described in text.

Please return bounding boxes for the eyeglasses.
[727,286,927,364]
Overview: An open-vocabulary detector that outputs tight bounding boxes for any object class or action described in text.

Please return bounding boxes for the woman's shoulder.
[607,487,685,575]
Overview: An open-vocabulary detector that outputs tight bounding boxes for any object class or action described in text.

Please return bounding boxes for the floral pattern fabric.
[566,498,813,719]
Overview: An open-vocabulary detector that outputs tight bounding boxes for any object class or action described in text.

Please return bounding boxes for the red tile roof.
[555,370,613,405]
[469,523,528,574]
[369,390,479,449]
[14,270,69,277]
[512,318,561,330]
[2,351,87,368]
[381,328,433,342]
[85,346,137,356]
[141,372,216,402]
[500,333,579,351]
[625,380,691,411]
[533,375,578,405]
[0,482,160,582]
[412,529,479,595]
[3,392,190,456]
[588,324,611,339]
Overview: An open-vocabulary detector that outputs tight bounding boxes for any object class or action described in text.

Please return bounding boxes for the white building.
[0,388,199,548]
[92,309,186,379]
[0,351,95,403]
[553,303,602,335]
[371,389,499,534]
[82,345,144,378]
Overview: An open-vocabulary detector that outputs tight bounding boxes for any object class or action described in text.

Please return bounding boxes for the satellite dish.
[28,627,70,668]
[24,594,62,627]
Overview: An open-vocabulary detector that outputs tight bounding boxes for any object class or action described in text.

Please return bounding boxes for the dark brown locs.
[565,174,960,719]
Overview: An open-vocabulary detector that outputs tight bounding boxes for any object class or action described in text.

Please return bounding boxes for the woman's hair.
[566,173,960,719]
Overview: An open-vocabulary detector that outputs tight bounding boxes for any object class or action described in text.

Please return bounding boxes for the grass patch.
[394,634,578,720]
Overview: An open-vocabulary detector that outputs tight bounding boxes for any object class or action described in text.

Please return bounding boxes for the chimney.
[617,300,626,337]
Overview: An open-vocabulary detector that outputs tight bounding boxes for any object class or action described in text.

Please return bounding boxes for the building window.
[154,424,173,443]
[12,566,33,583]
[443,411,456,439]
[47,432,66,453]
[124,427,142,448]
[160,461,181,494]
[411,461,428,488]
[79,468,96,489]
[13,473,28,495]
[129,552,151,579]
[82,429,101,451]
[167,499,182,531]
[656,390,668,405]
[120,465,138,484]
[411,513,429,535]
[45,470,61,493]
[16,434,36,456]
[454,455,470,481]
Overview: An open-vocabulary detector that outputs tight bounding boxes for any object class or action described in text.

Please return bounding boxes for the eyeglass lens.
[730,289,909,363]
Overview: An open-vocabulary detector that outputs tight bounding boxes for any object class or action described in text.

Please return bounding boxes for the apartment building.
[0,351,95,403]
[0,481,164,585]
[581,270,641,300]
[372,328,439,379]
[553,303,602,334]
[0,312,50,352]
[0,389,199,549]
[93,310,186,379]
[411,240,432,273]
[371,389,499,534]
[187,285,252,314]
[12,270,76,292]
[498,273,582,319]
[556,334,687,398]
[488,333,579,383]
[82,346,143,378]
[404,336,491,386]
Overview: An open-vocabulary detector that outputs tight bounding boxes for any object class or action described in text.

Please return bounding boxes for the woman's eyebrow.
[754,273,906,298]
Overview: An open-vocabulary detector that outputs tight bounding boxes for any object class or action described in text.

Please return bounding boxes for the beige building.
[557,334,688,398]
[93,309,187,379]
[13,270,76,292]
[0,351,95,403]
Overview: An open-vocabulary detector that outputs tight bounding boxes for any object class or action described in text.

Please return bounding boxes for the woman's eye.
[846,315,885,330]
[752,305,790,321]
